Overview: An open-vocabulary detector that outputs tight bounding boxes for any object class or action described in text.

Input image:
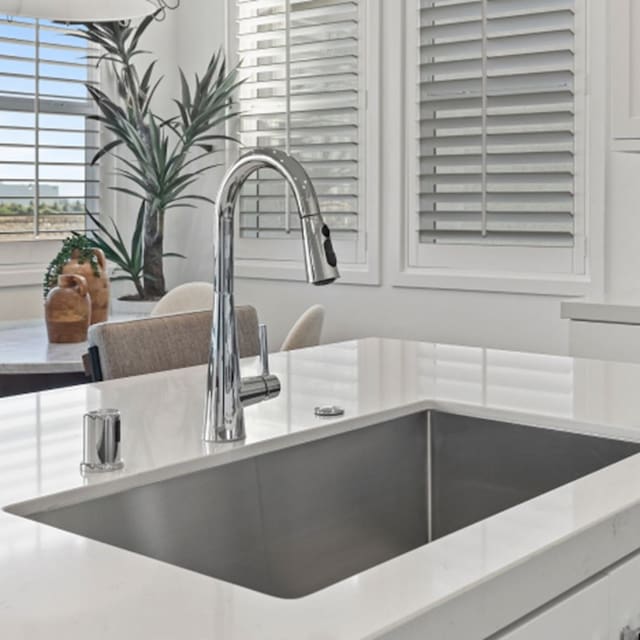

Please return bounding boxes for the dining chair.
[150,282,214,316]
[87,306,260,381]
[280,305,325,352]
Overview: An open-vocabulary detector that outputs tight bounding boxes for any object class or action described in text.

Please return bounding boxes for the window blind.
[417,0,575,248]
[0,17,98,241]
[236,0,360,244]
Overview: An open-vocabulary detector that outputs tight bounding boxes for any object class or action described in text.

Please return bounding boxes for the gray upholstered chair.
[87,306,260,381]
[280,304,325,352]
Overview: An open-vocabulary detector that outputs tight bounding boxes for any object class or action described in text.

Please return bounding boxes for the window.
[405,0,586,282]
[228,0,379,283]
[0,17,98,242]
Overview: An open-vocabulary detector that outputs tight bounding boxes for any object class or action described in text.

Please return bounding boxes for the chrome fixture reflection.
[80,409,124,473]
[204,148,340,442]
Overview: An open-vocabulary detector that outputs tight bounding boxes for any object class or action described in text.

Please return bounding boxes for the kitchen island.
[2,338,640,639]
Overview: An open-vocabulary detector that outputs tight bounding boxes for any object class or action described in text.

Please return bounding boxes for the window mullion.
[480,0,487,238]
[34,19,40,237]
[284,0,292,235]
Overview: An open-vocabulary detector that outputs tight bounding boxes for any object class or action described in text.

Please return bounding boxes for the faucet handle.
[239,324,281,408]
[258,323,270,376]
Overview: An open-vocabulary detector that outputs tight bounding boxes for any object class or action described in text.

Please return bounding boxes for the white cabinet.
[495,577,609,640]
[494,550,640,640]
[609,552,640,639]
[611,0,640,143]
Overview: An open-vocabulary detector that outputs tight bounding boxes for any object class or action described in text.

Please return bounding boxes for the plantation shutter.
[235,0,362,262]
[416,0,577,270]
[0,17,98,241]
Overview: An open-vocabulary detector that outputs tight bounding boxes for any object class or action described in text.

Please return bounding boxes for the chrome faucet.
[203,148,340,442]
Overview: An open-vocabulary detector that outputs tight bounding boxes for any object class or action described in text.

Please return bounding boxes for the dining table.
[0,314,142,397]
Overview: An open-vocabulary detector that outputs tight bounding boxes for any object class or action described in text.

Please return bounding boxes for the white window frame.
[0,21,110,290]
[393,0,606,296]
[225,0,381,286]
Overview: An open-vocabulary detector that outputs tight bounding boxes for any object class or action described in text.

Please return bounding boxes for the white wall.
[0,286,42,321]
[604,152,640,300]
[163,0,226,291]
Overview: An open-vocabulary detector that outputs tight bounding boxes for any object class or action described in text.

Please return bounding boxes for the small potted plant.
[44,235,110,325]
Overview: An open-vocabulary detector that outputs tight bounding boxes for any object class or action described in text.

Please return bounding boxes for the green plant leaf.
[91,139,122,166]
[131,201,145,264]
[130,12,158,52]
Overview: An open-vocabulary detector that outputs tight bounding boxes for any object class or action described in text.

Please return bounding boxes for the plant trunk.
[133,276,145,300]
[143,204,166,299]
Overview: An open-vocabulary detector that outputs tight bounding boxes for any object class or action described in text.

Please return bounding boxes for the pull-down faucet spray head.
[300,214,339,285]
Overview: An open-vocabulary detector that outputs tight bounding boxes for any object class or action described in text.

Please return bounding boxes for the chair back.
[151,282,214,316]
[280,304,325,352]
[88,306,260,381]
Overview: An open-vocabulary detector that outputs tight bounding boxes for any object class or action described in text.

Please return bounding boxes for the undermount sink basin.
[13,412,640,598]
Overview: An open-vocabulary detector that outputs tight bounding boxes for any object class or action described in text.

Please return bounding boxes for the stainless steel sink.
[16,412,640,598]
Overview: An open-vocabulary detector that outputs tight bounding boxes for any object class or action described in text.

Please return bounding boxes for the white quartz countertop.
[4,338,640,639]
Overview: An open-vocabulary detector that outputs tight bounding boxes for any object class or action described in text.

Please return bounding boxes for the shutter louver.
[417,0,575,249]
[0,18,98,241]
[236,0,360,244]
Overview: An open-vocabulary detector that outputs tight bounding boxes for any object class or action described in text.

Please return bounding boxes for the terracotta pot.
[62,248,110,324]
[45,274,91,343]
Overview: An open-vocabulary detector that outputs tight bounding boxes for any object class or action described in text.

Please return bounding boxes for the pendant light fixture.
[0,0,179,21]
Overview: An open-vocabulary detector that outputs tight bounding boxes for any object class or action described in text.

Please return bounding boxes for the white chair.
[280,305,325,352]
[151,282,213,316]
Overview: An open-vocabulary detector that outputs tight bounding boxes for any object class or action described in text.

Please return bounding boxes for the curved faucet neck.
[214,148,321,223]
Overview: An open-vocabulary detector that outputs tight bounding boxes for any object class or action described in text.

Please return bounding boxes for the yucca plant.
[73,13,242,299]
